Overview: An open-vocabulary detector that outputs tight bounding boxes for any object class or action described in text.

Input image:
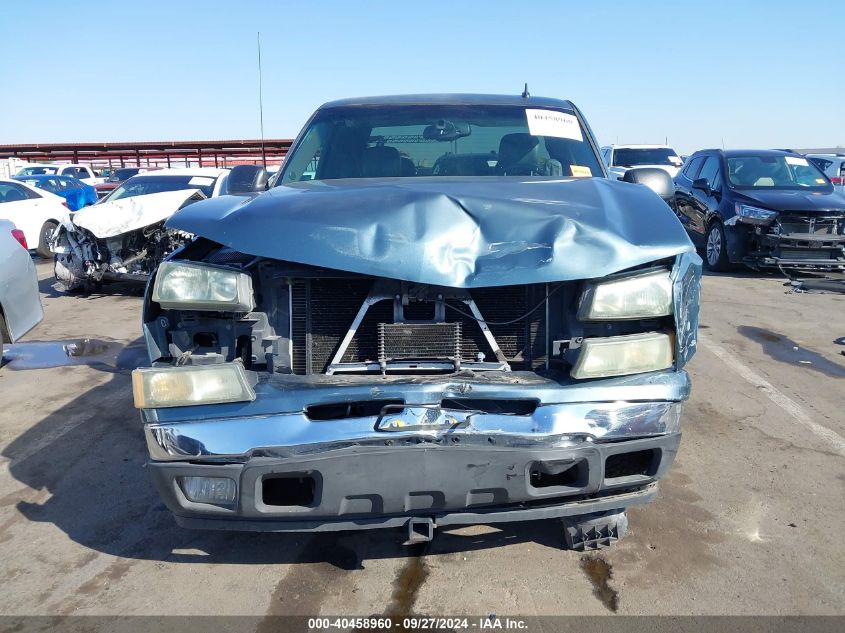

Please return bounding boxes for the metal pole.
[258,32,267,169]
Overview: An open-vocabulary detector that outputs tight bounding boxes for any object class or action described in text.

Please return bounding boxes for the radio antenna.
[257,31,267,169]
[521,83,530,99]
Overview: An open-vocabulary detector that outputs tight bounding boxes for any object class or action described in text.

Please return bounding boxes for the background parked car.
[601,144,684,180]
[672,149,845,272]
[13,174,97,211]
[806,154,845,192]
[0,179,69,257]
[94,166,161,199]
[15,163,104,186]
[0,219,43,350]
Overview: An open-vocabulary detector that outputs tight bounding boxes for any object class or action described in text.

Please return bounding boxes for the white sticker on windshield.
[525,109,583,141]
[189,176,214,186]
[785,156,808,167]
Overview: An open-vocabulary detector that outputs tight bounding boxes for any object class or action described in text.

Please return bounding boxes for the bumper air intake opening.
[441,398,539,415]
[262,473,318,507]
[305,399,404,421]
[604,449,659,480]
[528,458,587,489]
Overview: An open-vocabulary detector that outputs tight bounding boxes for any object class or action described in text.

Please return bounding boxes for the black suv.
[672,149,845,271]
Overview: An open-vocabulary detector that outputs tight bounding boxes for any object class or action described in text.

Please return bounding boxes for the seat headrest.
[400,157,416,176]
[497,134,545,173]
[361,146,402,178]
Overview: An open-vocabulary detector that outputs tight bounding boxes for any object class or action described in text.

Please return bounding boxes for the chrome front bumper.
[142,370,688,531]
[143,370,689,461]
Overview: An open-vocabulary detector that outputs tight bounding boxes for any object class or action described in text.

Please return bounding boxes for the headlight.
[570,332,673,379]
[736,203,777,222]
[132,362,256,408]
[152,261,254,311]
[578,269,673,321]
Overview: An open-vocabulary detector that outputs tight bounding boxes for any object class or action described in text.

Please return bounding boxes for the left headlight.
[578,269,673,321]
[571,332,674,379]
[152,261,254,311]
[736,203,777,222]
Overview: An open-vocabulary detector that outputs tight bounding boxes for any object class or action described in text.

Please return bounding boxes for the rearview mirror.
[226,164,269,196]
[623,167,674,204]
[423,120,471,142]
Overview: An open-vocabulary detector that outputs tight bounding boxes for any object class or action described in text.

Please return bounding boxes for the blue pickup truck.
[133,93,701,550]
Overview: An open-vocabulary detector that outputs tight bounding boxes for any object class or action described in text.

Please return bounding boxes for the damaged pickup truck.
[135,94,702,549]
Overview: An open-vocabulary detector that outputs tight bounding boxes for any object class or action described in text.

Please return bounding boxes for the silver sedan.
[0,219,43,350]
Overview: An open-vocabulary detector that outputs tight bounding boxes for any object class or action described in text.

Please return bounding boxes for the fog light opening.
[604,449,659,479]
[262,473,318,507]
[529,459,587,489]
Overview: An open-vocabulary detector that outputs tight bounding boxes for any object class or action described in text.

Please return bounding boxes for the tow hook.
[406,517,435,544]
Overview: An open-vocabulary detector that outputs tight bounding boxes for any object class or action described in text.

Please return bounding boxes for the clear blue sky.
[1,0,843,153]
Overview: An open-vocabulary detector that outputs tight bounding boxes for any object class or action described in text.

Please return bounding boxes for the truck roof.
[320,93,576,110]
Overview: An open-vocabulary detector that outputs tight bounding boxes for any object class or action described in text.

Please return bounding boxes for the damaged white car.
[50,168,230,291]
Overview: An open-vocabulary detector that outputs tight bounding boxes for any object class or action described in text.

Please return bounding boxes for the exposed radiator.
[378,322,462,363]
[289,279,546,374]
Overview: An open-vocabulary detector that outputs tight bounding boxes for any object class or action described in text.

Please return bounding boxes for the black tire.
[37,221,58,259]
[704,220,730,272]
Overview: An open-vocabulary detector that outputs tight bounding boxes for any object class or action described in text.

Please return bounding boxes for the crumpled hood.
[736,189,845,213]
[167,176,694,287]
[73,189,204,238]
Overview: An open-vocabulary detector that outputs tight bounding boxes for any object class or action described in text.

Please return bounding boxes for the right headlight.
[152,261,254,311]
[132,362,256,408]
[578,269,673,321]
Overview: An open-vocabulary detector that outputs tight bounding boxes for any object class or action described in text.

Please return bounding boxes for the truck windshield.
[101,175,215,202]
[727,155,833,191]
[279,104,603,183]
[612,148,681,167]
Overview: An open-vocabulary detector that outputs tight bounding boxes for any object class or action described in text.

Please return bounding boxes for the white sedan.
[0,179,69,257]
[0,219,43,350]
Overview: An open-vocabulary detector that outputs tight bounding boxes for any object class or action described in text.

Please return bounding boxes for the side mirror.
[623,167,674,204]
[226,164,269,196]
[692,177,712,196]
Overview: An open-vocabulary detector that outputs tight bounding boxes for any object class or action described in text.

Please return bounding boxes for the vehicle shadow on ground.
[3,340,566,569]
[701,268,782,280]
[38,276,146,300]
[37,275,65,299]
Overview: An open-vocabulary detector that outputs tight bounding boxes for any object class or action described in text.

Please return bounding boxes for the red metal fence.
[0,138,293,170]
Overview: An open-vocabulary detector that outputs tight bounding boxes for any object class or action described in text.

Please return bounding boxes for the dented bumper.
[143,370,688,531]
